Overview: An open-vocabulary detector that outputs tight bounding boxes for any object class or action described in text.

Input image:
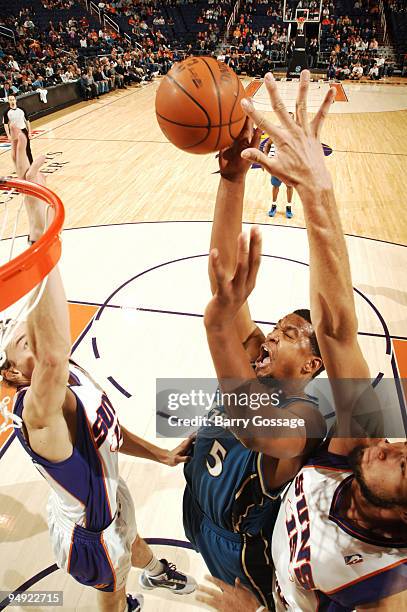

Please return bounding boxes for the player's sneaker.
[139,559,197,595]
[126,593,144,611]
[268,204,277,217]
[286,206,293,219]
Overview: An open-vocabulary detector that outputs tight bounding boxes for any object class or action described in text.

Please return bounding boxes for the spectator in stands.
[368,63,379,79]
[79,71,97,100]
[369,37,379,52]
[93,63,110,94]
[350,62,364,79]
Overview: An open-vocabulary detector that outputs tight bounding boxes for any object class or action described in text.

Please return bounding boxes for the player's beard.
[348,445,396,510]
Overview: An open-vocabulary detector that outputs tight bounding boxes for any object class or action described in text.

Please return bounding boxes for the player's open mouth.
[256,345,272,368]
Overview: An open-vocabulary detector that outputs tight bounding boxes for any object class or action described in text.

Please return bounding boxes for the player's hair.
[293,308,325,378]
[0,318,18,388]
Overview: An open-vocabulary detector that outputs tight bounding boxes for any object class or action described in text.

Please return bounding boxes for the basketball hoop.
[297,17,305,34]
[0,178,64,432]
[0,178,64,311]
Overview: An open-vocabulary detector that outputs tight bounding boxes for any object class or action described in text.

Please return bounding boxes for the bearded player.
[196,71,407,611]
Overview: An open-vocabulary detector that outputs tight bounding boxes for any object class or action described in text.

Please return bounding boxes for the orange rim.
[0,178,65,311]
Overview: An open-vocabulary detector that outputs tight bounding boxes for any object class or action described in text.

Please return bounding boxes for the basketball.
[155,57,246,154]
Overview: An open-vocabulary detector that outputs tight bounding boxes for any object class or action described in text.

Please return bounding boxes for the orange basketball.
[155,57,246,154]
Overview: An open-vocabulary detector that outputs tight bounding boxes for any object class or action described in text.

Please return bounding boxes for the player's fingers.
[241,148,286,183]
[177,437,194,453]
[26,155,47,182]
[241,98,283,144]
[196,593,222,610]
[250,126,263,150]
[209,248,227,291]
[295,70,311,132]
[174,455,190,464]
[310,86,336,138]
[264,72,293,129]
[240,115,252,142]
[233,232,250,290]
[241,147,273,172]
[235,576,252,593]
[247,226,262,292]
[204,574,230,592]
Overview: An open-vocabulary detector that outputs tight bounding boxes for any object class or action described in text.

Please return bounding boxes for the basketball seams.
[164,73,211,128]
[158,117,211,150]
[200,57,222,151]
[156,111,245,129]
[156,58,246,153]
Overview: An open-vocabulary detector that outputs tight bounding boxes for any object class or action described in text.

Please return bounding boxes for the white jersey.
[14,362,123,530]
[272,448,407,610]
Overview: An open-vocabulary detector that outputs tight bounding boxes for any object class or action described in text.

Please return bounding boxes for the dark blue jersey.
[184,391,319,537]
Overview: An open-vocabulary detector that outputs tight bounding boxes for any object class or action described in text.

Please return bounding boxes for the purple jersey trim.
[305,449,351,471]
[327,559,407,607]
[329,476,407,548]
[14,386,113,530]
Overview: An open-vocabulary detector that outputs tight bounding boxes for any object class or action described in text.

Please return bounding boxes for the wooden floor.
[0,78,406,243]
[0,78,407,612]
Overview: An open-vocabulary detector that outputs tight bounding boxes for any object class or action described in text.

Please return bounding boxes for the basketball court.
[0,77,407,610]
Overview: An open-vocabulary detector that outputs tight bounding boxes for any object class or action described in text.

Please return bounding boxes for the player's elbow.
[37,351,70,377]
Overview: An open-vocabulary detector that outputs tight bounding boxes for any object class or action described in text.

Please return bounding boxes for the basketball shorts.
[47,477,137,592]
[271,176,282,187]
[183,486,275,610]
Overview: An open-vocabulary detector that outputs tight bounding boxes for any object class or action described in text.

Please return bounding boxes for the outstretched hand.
[204,226,262,332]
[162,436,195,466]
[219,116,262,181]
[196,575,260,611]
[240,70,336,197]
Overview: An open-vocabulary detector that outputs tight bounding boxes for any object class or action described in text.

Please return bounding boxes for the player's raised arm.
[210,118,264,360]
[2,132,70,434]
[204,228,324,458]
[240,71,381,452]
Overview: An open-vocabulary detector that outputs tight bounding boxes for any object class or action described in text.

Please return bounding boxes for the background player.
[183,91,331,607]
[2,94,33,165]
[2,126,196,612]
[264,112,295,219]
[196,70,407,611]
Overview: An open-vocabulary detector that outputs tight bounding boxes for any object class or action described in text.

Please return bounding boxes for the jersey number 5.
[206,440,227,477]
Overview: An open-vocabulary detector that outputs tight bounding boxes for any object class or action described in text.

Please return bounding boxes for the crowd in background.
[0,4,178,100]
[320,5,393,80]
[0,0,401,100]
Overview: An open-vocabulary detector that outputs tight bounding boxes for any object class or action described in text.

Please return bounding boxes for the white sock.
[143,555,165,576]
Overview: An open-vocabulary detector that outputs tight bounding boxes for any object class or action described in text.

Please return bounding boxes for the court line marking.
[1,225,404,603]
[0,539,194,610]
[69,300,407,342]
[0,84,154,158]
[52,220,406,249]
[30,137,407,157]
[82,252,392,399]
